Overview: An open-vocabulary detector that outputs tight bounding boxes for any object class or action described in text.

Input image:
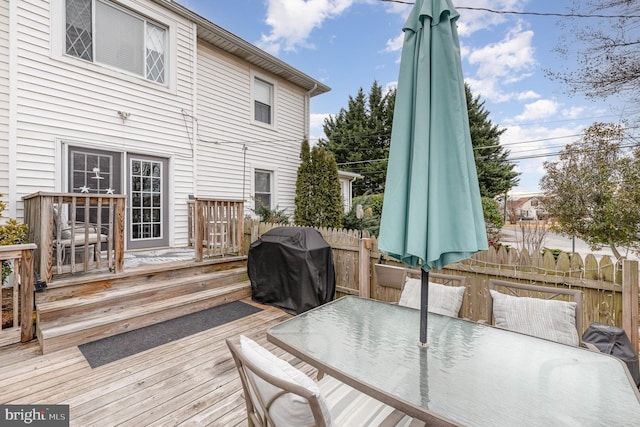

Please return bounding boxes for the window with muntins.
[254,170,272,209]
[130,159,163,240]
[254,78,273,124]
[66,0,167,84]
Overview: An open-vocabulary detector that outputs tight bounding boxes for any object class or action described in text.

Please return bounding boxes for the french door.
[68,146,169,249]
[127,155,169,249]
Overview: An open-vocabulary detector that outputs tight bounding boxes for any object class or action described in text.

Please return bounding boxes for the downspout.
[190,21,198,199]
[303,84,317,141]
[8,0,17,218]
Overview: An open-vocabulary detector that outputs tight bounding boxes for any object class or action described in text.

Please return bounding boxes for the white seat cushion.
[490,290,579,346]
[399,278,465,318]
[318,375,425,426]
[239,335,333,426]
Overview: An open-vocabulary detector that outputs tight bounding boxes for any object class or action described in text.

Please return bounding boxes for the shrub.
[0,201,29,284]
[254,205,289,224]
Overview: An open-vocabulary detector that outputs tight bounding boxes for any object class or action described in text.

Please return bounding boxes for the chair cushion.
[318,375,425,426]
[60,224,100,240]
[239,335,333,426]
[490,290,579,346]
[399,278,465,317]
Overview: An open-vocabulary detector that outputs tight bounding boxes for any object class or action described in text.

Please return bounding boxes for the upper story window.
[65,0,166,84]
[253,78,273,125]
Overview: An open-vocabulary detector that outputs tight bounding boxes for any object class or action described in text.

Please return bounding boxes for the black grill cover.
[248,227,336,315]
[582,323,640,389]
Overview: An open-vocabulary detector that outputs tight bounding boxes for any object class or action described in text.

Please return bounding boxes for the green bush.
[254,205,289,224]
[343,194,384,236]
[0,200,29,284]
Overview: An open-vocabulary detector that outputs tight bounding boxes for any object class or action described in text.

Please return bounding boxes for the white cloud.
[384,32,404,54]
[463,22,537,103]
[258,0,356,55]
[310,113,330,141]
[516,91,541,101]
[465,78,538,104]
[513,99,559,122]
[468,24,536,81]
[456,0,525,37]
[561,106,585,119]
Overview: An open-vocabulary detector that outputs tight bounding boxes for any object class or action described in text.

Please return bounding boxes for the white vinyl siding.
[0,1,9,201]
[10,0,193,243]
[5,0,313,237]
[196,42,306,218]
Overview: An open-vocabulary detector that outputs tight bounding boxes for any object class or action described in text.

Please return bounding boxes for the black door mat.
[79,301,262,368]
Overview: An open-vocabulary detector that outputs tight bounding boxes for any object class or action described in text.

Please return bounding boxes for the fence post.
[20,247,35,342]
[359,238,371,298]
[622,259,639,352]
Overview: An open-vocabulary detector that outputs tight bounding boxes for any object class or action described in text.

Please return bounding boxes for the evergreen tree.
[294,141,343,228]
[466,84,519,198]
[294,140,313,225]
[318,81,394,196]
[320,81,516,198]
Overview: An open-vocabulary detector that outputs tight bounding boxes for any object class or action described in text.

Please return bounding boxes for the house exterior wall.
[3,0,324,247]
[516,197,546,221]
[195,41,306,218]
[0,1,10,206]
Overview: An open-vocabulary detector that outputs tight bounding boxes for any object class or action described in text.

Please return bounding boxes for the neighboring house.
[506,196,547,222]
[1,0,329,251]
[338,170,363,213]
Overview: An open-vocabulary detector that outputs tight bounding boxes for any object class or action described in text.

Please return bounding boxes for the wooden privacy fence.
[245,222,640,351]
[0,244,36,346]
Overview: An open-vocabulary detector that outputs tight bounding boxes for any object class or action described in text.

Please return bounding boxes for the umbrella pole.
[420,269,429,346]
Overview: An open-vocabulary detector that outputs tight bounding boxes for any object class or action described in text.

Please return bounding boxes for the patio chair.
[375,264,467,317]
[226,336,426,426]
[488,279,584,346]
[53,207,109,264]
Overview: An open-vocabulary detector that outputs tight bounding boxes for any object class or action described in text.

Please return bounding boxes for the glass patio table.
[267,296,640,426]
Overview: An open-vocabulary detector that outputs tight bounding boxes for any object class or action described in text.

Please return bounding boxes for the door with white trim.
[127,154,169,249]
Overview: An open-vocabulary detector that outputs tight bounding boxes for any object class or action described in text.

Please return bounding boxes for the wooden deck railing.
[188,198,244,260]
[0,243,36,345]
[23,192,125,283]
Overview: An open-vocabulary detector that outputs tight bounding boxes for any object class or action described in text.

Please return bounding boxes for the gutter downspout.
[303,84,317,141]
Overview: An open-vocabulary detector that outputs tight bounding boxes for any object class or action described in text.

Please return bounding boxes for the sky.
[176,0,635,196]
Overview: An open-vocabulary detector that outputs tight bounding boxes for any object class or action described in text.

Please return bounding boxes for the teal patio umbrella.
[378,0,488,345]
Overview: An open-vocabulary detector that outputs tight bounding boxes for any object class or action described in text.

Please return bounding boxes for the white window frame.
[250,71,277,129]
[52,0,175,90]
[253,168,274,211]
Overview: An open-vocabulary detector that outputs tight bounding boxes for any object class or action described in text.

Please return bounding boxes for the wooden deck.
[0,298,315,426]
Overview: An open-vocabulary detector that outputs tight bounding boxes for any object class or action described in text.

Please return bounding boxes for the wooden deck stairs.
[35,257,251,354]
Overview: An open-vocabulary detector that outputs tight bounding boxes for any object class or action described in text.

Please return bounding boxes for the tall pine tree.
[320,81,516,198]
[318,81,394,196]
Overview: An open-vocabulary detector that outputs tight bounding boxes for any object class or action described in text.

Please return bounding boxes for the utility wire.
[380,0,640,18]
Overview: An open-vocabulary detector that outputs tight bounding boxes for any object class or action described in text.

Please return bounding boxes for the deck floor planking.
[0,298,309,426]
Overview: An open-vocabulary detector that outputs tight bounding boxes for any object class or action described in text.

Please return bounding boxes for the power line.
[380,0,640,18]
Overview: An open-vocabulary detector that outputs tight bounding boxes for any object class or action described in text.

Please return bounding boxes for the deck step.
[35,263,252,354]
[38,281,252,354]
[36,268,247,323]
